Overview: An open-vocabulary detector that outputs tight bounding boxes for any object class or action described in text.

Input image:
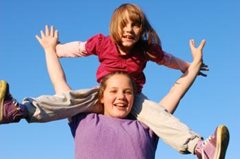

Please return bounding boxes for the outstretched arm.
[56,41,88,58]
[36,25,71,95]
[162,51,208,77]
[160,39,206,113]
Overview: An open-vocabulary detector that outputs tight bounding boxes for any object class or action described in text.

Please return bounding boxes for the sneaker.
[0,80,27,124]
[195,125,229,159]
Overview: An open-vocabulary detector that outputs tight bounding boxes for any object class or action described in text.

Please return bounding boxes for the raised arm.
[160,39,206,113]
[162,50,208,77]
[36,25,71,95]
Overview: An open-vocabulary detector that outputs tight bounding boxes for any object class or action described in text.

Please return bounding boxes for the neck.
[117,45,132,56]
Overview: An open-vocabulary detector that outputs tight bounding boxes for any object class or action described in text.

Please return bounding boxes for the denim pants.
[23,87,201,154]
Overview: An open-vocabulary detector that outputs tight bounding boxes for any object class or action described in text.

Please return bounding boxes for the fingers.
[45,25,49,36]
[35,35,41,42]
[190,39,195,46]
[54,29,58,39]
[198,71,207,77]
[199,63,209,77]
[37,25,58,38]
[200,63,209,71]
[189,39,195,50]
[198,39,206,50]
[189,39,206,49]
[50,25,54,37]
[40,30,45,38]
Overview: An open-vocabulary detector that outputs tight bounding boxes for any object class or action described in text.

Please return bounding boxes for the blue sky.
[0,0,239,159]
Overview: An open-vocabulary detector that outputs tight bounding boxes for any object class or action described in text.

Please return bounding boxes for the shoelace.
[201,136,214,159]
[7,94,18,106]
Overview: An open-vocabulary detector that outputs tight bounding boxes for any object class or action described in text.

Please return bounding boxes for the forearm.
[160,60,202,113]
[56,41,87,57]
[162,52,190,72]
[44,48,71,94]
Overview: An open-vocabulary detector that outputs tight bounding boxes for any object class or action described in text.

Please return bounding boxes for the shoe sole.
[0,80,7,122]
[215,125,230,159]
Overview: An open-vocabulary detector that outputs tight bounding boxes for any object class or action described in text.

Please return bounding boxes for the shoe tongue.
[194,140,204,157]
[195,139,216,159]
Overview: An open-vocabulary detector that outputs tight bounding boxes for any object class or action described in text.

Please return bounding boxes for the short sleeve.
[85,34,106,55]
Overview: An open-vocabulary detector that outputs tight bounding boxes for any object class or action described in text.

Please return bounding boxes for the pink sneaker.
[195,125,229,159]
[0,80,27,124]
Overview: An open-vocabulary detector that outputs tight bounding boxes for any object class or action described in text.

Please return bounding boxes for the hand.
[36,25,58,50]
[189,39,208,77]
[199,63,209,77]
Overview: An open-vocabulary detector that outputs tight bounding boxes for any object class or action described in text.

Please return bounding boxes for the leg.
[0,80,101,123]
[131,93,201,154]
[24,87,101,122]
[131,93,230,158]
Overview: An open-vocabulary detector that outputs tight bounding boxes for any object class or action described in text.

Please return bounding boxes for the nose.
[117,92,125,100]
[125,23,132,32]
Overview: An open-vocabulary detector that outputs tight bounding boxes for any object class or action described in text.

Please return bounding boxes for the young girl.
[0,3,208,135]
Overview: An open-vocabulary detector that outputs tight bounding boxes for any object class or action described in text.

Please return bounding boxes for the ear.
[100,95,104,104]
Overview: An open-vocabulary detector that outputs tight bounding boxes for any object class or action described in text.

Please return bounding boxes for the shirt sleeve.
[159,52,190,72]
[56,41,89,58]
[148,44,189,72]
[85,34,105,56]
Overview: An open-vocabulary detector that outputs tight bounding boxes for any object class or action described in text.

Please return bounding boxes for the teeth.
[123,35,132,39]
[114,103,126,107]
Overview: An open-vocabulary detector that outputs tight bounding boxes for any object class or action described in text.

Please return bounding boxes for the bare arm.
[36,25,71,95]
[160,39,206,113]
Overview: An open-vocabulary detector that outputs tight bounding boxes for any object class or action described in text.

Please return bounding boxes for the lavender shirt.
[69,113,158,159]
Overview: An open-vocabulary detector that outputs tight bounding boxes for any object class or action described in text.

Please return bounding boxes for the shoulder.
[87,33,111,43]
[86,34,114,53]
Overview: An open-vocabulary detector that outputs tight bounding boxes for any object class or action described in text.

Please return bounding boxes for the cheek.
[118,27,123,35]
[128,96,135,108]
[136,30,142,39]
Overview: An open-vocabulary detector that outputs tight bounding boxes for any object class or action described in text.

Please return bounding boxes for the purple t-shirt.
[69,113,158,159]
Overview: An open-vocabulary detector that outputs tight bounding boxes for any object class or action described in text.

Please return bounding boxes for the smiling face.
[100,73,135,118]
[110,4,145,55]
[118,11,142,54]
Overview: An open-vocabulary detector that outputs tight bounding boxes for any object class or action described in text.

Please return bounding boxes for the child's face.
[119,12,141,51]
[100,74,134,119]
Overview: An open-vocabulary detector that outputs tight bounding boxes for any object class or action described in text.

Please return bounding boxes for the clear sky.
[0,0,239,159]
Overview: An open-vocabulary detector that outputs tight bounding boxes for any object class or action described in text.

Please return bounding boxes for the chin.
[122,42,135,48]
[113,113,128,119]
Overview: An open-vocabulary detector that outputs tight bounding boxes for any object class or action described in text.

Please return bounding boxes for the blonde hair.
[110,3,161,47]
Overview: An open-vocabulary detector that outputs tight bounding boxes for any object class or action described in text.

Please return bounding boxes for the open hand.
[36,25,58,50]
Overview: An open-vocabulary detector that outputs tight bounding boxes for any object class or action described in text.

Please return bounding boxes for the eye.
[109,89,117,94]
[132,20,141,27]
[133,23,139,27]
[124,90,133,95]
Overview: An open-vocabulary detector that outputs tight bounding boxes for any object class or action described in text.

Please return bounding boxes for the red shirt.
[56,34,188,93]
[85,34,165,92]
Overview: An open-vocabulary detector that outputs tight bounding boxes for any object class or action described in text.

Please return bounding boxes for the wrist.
[44,47,56,52]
